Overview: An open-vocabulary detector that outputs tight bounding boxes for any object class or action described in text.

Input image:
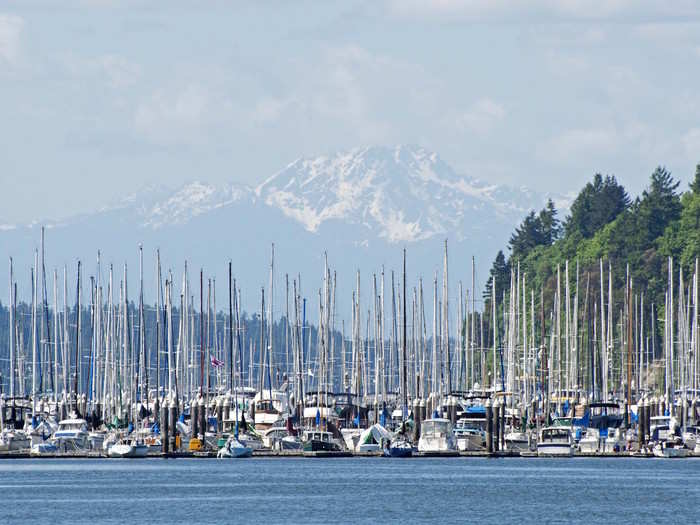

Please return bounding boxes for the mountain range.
[0,145,568,309]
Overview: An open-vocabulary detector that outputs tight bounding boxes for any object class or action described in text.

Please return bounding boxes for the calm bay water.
[0,457,698,524]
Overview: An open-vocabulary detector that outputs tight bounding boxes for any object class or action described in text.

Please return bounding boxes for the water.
[1,457,698,524]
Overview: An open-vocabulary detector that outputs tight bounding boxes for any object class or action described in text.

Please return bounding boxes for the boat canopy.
[359,424,391,445]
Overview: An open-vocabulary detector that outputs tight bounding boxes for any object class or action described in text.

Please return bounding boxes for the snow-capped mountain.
[0,145,564,305]
[256,145,541,242]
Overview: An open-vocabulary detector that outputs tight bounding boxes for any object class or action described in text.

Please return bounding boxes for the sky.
[1,1,700,223]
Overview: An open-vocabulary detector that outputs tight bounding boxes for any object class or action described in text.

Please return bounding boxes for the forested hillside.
[485,164,700,356]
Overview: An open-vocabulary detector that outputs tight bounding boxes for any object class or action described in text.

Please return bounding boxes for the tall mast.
[31,254,37,423]
[443,240,451,394]
[200,269,204,397]
[402,248,407,416]
[8,258,14,402]
[228,262,234,393]
[269,244,274,389]
[53,269,59,404]
[156,250,162,405]
[73,260,81,416]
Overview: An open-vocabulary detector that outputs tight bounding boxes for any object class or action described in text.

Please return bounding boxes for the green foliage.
[690,164,700,194]
[508,199,560,261]
[564,173,629,238]
[488,164,699,339]
[483,250,510,302]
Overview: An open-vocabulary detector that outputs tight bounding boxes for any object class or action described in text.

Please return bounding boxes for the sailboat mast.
[402,248,407,416]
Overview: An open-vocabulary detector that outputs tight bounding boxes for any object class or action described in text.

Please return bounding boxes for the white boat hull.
[456,434,484,451]
[537,443,574,456]
[418,436,457,453]
[108,443,149,458]
[0,432,30,452]
[653,444,689,458]
[504,432,529,452]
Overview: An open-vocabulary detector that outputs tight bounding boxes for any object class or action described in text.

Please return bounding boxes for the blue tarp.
[573,410,590,428]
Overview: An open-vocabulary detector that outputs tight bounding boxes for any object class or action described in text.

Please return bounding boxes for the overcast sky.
[1,1,699,223]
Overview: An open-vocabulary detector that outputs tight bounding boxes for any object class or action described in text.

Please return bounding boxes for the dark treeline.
[0,302,341,397]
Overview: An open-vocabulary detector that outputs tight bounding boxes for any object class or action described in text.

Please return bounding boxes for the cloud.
[455,98,506,135]
[133,84,216,146]
[537,127,618,162]
[255,45,434,144]
[0,14,23,65]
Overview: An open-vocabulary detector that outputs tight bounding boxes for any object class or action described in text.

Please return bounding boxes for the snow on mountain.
[256,145,546,243]
[0,145,563,305]
[142,182,251,229]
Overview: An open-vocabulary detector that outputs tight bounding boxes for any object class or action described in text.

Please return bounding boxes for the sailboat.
[217,263,253,459]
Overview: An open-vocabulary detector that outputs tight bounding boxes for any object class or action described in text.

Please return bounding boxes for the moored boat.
[537,426,574,457]
[107,438,149,458]
[418,418,457,454]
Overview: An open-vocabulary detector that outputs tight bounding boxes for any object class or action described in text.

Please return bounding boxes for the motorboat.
[417,418,457,454]
[504,430,530,452]
[653,438,689,458]
[454,419,486,451]
[252,391,288,432]
[578,427,625,454]
[30,442,58,456]
[53,418,89,451]
[277,435,303,451]
[107,438,149,458]
[0,429,30,452]
[537,426,574,456]
[302,430,341,452]
[578,402,625,453]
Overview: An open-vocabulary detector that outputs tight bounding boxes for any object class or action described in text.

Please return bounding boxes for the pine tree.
[483,250,510,302]
[538,199,561,245]
[690,164,700,194]
[638,166,681,242]
[564,174,629,238]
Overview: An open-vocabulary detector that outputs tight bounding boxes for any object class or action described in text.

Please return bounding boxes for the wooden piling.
[486,398,493,454]
[493,399,500,452]
[199,397,206,439]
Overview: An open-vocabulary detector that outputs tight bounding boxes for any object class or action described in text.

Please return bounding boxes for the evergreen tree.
[483,250,510,302]
[508,211,543,260]
[564,174,629,238]
[637,166,681,242]
[690,164,700,194]
[538,198,561,245]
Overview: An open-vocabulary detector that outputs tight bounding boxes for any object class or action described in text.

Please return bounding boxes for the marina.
[1,228,700,462]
